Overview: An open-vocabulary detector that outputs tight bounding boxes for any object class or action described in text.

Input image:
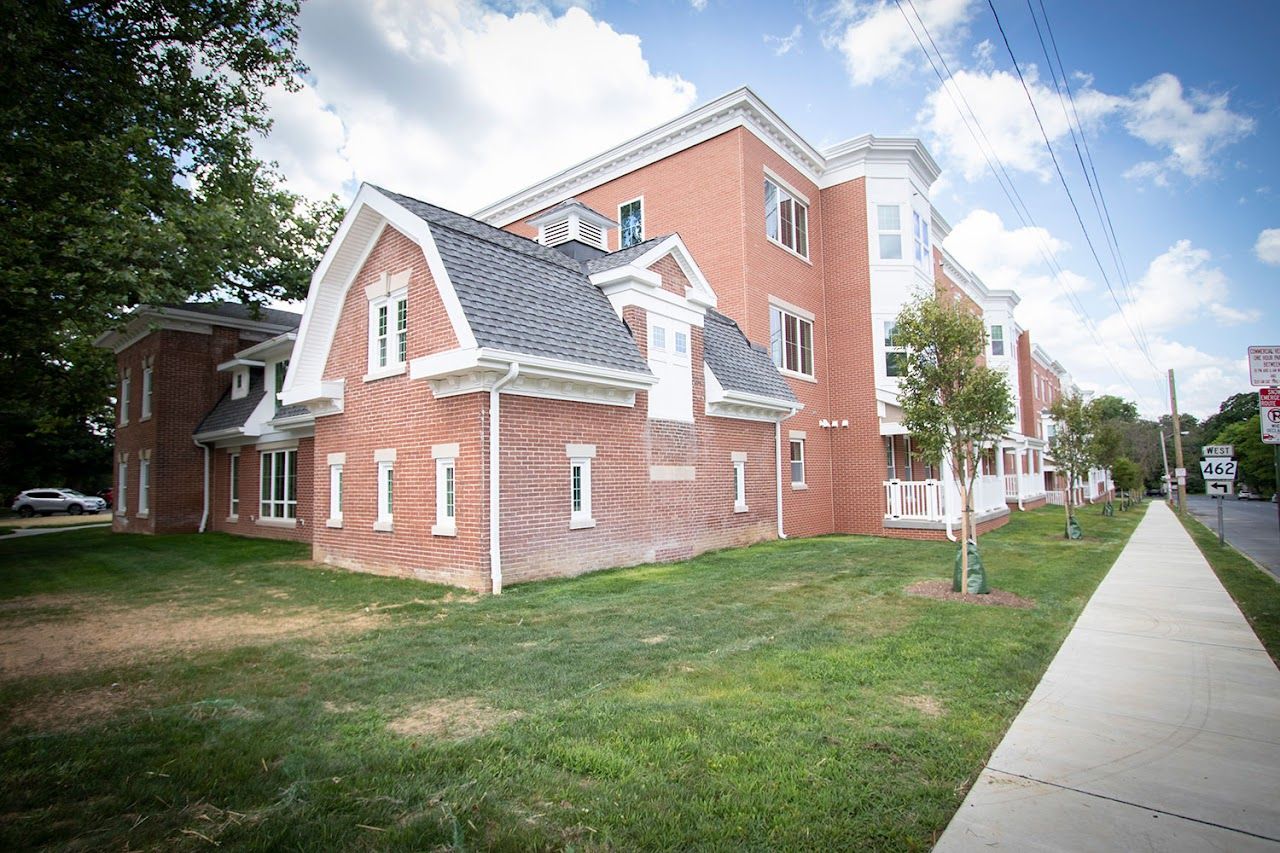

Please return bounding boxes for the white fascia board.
[819,134,942,191]
[269,412,316,430]
[473,87,826,227]
[621,234,719,309]
[590,264,662,290]
[193,426,245,443]
[604,286,706,328]
[878,421,910,436]
[236,332,297,362]
[938,248,990,306]
[94,314,214,353]
[704,364,801,422]
[279,378,344,409]
[931,207,952,242]
[874,386,901,407]
[216,357,266,372]
[411,347,655,390]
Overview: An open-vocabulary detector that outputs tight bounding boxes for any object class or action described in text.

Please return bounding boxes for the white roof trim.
[624,234,718,309]
[281,184,477,404]
[473,86,941,228]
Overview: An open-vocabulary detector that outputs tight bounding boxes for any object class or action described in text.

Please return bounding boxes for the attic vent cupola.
[528,199,616,261]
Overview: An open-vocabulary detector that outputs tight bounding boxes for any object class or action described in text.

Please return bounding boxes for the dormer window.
[231,367,249,400]
[365,269,410,379]
[619,198,643,248]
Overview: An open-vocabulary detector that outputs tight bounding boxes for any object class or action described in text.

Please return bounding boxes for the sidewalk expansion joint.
[1075,625,1269,654]
[986,767,1280,844]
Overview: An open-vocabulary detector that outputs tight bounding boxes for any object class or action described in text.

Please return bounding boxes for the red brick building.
[97,87,1109,592]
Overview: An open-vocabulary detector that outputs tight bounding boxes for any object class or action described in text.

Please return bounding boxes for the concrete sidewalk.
[934,501,1280,852]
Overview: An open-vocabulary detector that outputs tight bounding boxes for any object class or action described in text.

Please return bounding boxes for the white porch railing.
[1003,474,1019,499]
[884,479,945,521]
[1046,486,1088,506]
[1020,472,1044,498]
[977,474,1006,514]
[1046,489,1064,505]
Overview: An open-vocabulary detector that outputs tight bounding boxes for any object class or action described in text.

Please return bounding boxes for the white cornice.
[704,365,801,423]
[411,347,655,408]
[93,305,297,353]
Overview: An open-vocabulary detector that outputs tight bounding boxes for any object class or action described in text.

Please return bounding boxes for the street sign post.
[1249,346,1280,386]
[1200,455,1237,545]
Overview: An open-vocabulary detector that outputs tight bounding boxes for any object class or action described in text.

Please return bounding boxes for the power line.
[985,0,1162,379]
[891,0,1152,404]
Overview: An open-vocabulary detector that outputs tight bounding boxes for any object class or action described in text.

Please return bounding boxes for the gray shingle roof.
[582,236,670,274]
[703,310,798,403]
[375,187,651,375]
[272,404,310,420]
[158,302,302,329]
[195,369,265,435]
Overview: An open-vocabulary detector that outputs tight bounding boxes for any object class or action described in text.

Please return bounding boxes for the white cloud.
[918,66,1120,182]
[690,0,707,9]
[1254,228,1280,265]
[943,211,1254,417]
[765,24,803,57]
[827,0,977,87]
[1122,73,1255,184]
[253,0,696,211]
[920,69,1251,186]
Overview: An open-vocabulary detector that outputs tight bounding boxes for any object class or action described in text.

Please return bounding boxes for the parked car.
[1235,486,1260,501]
[10,488,108,518]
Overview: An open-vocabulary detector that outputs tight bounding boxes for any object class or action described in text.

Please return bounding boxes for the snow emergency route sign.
[1262,387,1280,445]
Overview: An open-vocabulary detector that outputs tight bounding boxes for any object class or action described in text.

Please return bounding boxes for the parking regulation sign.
[1262,387,1280,445]
[1249,346,1280,386]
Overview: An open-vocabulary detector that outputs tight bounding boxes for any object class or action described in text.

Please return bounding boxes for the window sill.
[326,518,343,529]
[734,503,749,514]
[791,482,808,491]
[766,236,812,265]
[136,511,149,519]
[431,522,457,537]
[363,364,406,383]
[257,517,298,529]
[779,367,817,384]
[373,519,394,533]
[140,414,152,422]
[569,517,596,530]
[226,514,239,523]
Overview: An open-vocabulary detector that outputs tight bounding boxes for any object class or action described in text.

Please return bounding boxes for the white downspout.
[489,362,520,594]
[194,437,210,533]
[1017,444,1026,511]
[775,406,799,540]
[943,450,957,542]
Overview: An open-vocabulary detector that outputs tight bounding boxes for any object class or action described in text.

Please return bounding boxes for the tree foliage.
[1111,457,1143,499]
[1048,393,1098,526]
[1200,392,1260,442]
[1091,394,1139,423]
[0,0,341,497]
[894,292,1013,590]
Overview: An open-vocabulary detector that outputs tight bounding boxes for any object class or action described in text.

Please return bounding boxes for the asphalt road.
[1185,494,1280,580]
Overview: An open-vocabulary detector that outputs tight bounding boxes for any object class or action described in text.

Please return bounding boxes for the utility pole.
[1159,429,1172,505]
[1169,369,1187,514]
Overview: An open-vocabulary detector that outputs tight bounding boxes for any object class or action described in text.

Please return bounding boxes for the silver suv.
[11,488,108,518]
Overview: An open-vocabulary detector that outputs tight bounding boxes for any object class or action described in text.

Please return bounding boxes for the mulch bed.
[904,580,1035,609]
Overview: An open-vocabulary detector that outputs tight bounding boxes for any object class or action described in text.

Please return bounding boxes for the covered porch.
[879,431,1010,532]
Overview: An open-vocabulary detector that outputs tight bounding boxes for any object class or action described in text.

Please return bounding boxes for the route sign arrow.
[1206,480,1233,497]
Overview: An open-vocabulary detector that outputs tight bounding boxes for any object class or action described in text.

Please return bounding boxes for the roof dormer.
[527,199,616,260]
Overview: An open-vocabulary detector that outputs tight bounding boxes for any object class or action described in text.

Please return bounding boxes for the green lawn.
[1179,510,1280,665]
[0,504,1144,851]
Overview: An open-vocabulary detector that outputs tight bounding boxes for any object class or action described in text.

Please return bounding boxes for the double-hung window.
[229,453,240,517]
[260,448,297,520]
[138,454,150,516]
[903,437,914,481]
[878,205,903,260]
[375,453,395,531]
[273,360,290,412]
[764,178,809,258]
[567,444,596,529]
[990,325,1004,356]
[885,437,896,480]
[884,321,907,377]
[140,361,153,419]
[913,210,931,264]
[368,287,408,375]
[769,303,814,378]
[117,455,128,515]
[328,460,343,527]
[732,454,748,513]
[435,459,456,535]
[619,197,643,249]
[789,440,805,486]
[119,370,131,426]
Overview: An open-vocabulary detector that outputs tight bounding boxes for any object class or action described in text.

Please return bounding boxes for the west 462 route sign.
[1199,458,1238,480]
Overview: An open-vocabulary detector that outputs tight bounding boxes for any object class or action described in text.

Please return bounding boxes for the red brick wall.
[1017,331,1036,436]
[112,326,246,534]
[308,225,487,588]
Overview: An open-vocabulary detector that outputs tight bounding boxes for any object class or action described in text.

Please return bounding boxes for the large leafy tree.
[1200,392,1259,442]
[1048,393,1098,536]
[0,0,340,497]
[895,293,1013,593]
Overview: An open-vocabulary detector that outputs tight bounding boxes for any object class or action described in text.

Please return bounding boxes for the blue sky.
[255,0,1279,419]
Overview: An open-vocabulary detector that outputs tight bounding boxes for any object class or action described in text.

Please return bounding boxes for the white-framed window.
[138,454,150,516]
[789,440,805,486]
[769,303,814,378]
[885,436,896,480]
[140,361,153,419]
[329,463,343,525]
[233,369,247,399]
[884,321,907,377]
[651,325,666,351]
[913,210,931,264]
[733,454,748,513]
[674,331,688,355]
[229,453,240,517]
[435,458,456,536]
[566,444,596,529]
[259,448,297,520]
[119,370,131,426]
[990,325,1004,356]
[376,458,394,530]
[368,291,408,373]
[117,455,128,515]
[903,437,914,481]
[619,197,643,249]
[877,204,903,260]
[273,359,290,412]
[764,178,809,258]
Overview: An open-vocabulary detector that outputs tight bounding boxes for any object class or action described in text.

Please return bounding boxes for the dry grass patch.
[3,682,159,732]
[0,596,385,680]
[904,580,1035,609]
[388,698,522,741]
[899,694,945,718]
[640,634,669,645]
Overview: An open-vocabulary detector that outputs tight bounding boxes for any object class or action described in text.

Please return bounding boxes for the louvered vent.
[578,219,605,249]
[542,219,571,246]
[530,199,616,257]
